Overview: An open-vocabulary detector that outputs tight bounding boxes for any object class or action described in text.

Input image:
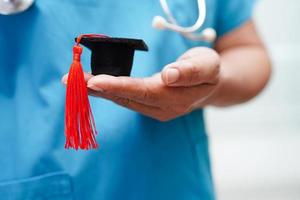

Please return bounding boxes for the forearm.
[208,45,271,107]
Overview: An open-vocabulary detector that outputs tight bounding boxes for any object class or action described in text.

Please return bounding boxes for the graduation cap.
[75,36,148,76]
[64,34,148,150]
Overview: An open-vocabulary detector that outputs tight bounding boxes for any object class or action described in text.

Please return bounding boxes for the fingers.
[87,74,158,105]
[161,47,220,87]
[90,90,164,120]
[61,72,93,84]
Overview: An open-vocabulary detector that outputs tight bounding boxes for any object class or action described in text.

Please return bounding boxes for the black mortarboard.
[75,37,148,76]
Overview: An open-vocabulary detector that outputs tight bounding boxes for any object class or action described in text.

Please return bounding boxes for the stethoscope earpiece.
[200,28,217,42]
[153,0,216,42]
[152,15,168,30]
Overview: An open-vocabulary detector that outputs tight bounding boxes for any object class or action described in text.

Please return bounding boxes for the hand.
[63,47,220,121]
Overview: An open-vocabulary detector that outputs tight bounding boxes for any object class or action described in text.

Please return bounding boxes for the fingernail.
[165,68,180,84]
[87,83,104,92]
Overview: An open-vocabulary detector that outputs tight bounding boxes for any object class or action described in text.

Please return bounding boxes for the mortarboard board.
[75,36,148,76]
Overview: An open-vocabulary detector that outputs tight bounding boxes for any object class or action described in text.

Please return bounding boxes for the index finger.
[87,74,157,105]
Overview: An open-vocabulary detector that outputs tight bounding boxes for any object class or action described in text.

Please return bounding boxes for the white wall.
[207,0,300,199]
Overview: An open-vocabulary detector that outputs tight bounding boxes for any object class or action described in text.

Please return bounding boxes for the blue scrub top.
[0,0,253,199]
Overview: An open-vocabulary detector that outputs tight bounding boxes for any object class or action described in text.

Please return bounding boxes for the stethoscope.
[0,0,216,42]
[152,0,216,42]
[0,0,34,15]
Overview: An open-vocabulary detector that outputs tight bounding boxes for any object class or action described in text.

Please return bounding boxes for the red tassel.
[64,35,100,150]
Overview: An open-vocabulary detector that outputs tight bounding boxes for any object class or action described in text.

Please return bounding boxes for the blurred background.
[206,0,300,199]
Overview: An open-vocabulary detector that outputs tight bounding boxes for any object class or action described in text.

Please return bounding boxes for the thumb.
[161,48,220,87]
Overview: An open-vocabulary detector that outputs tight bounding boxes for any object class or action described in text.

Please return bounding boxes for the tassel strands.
[65,34,108,150]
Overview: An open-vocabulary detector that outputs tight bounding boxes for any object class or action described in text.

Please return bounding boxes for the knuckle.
[186,60,201,85]
[205,64,220,84]
[142,79,157,103]
[214,64,220,76]
[206,53,220,83]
